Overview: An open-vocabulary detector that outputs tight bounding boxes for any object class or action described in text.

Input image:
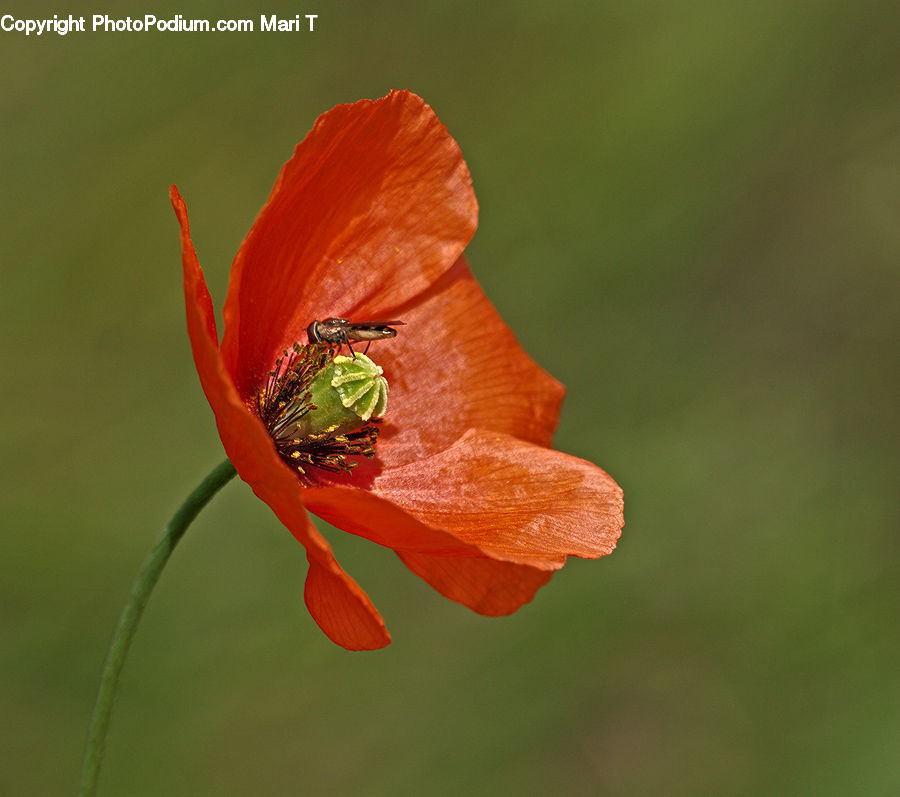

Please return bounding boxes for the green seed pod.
[299,353,388,436]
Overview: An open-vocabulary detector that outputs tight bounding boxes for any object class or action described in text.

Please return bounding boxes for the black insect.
[306,318,405,356]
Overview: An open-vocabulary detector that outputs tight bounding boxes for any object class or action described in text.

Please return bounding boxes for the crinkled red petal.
[172,186,390,651]
[302,485,485,557]
[220,90,478,403]
[395,551,554,616]
[304,428,623,570]
[368,256,565,466]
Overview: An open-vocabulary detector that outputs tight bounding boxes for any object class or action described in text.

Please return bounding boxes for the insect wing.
[345,321,402,341]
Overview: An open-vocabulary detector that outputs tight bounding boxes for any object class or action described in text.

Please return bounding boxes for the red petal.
[370,257,565,466]
[171,186,390,651]
[302,515,392,651]
[396,551,554,615]
[220,90,478,402]
[304,429,623,570]
[303,485,484,557]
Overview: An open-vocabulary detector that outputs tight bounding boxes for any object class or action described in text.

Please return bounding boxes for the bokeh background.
[2,1,897,795]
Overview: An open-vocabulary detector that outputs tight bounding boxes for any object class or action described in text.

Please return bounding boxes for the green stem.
[78,459,237,797]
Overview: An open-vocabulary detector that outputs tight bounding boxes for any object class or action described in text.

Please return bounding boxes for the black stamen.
[256,342,380,483]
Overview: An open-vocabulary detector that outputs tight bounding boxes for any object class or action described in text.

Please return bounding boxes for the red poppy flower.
[171,90,623,650]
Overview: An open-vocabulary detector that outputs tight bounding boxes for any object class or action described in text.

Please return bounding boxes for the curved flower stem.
[78,458,237,797]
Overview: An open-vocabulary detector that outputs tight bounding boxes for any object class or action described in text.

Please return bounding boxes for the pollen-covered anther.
[256,342,386,481]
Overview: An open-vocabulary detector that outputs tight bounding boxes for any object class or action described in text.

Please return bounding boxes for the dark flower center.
[256,342,380,482]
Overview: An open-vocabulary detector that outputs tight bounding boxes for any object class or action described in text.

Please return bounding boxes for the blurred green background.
[2,1,897,795]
